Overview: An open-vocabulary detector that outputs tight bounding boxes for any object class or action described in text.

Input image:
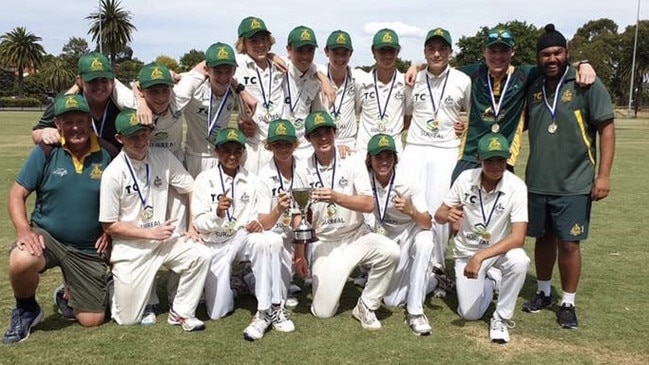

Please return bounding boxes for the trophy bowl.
[291,187,316,244]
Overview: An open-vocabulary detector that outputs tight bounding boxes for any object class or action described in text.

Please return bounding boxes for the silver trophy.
[291,187,316,245]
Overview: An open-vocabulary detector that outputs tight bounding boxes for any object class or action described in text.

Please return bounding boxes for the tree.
[618,20,649,112]
[154,55,181,72]
[60,36,90,73]
[86,0,137,67]
[40,57,76,93]
[180,49,205,71]
[0,26,45,97]
[454,21,543,67]
[115,58,143,85]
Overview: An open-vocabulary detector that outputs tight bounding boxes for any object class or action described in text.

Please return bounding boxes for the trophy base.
[293,229,316,245]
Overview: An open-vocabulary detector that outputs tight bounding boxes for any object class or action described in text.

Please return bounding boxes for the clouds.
[363,22,427,39]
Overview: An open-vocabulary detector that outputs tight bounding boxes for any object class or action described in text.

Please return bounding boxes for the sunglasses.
[488,30,513,41]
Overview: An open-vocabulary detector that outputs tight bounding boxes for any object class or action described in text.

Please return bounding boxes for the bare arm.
[8,183,45,255]
[463,222,527,279]
[313,188,374,213]
[101,219,177,241]
[592,120,615,201]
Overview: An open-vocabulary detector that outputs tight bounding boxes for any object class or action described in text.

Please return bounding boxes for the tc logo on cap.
[488,137,503,151]
[378,135,390,147]
[250,18,262,29]
[314,113,325,124]
[382,32,393,43]
[336,34,347,44]
[90,57,104,71]
[150,67,164,80]
[217,47,230,60]
[227,129,239,140]
[64,96,79,109]
[276,123,288,135]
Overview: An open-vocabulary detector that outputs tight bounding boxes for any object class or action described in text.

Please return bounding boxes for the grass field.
[0,111,647,365]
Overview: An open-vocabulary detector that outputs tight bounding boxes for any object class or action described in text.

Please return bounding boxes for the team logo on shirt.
[395,91,404,100]
[154,176,162,187]
[561,89,573,102]
[240,192,251,204]
[444,95,454,106]
[53,168,68,177]
[570,223,583,236]
[150,67,164,80]
[326,203,338,217]
[89,164,103,180]
[152,131,169,141]
[338,176,348,188]
[533,92,543,102]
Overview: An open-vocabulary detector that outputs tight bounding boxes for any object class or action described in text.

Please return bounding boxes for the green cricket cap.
[238,16,270,38]
[138,63,173,89]
[372,28,400,50]
[478,133,511,160]
[115,109,150,137]
[485,27,515,48]
[288,26,318,48]
[54,94,90,116]
[367,133,397,156]
[205,42,237,68]
[326,30,353,51]
[78,52,114,81]
[212,128,246,148]
[425,27,452,46]
[305,111,336,135]
[267,119,297,143]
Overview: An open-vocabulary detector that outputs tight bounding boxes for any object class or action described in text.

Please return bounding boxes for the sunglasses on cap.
[488,30,513,41]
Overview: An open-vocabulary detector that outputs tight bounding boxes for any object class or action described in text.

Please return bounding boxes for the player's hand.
[267,52,288,73]
[393,190,414,216]
[15,228,46,256]
[405,64,419,87]
[239,90,257,118]
[591,175,611,201]
[149,219,177,241]
[337,145,352,159]
[216,189,233,218]
[64,84,80,96]
[321,80,336,105]
[137,97,154,126]
[293,256,310,278]
[245,220,264,233]
[183,223,202,242]
[463,255,482,279]
[41,127,62,145]
[94,231,112,256]
[312,187,337,204]
[453,121,466,137]
[447,204,464,223]
[170,70,181,83]
[237,117,257,138]
[277,191,291,213]
[575,62,596,87]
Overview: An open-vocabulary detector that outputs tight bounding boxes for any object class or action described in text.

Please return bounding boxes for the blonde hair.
[235,34,276,54]
[264,138,299,151]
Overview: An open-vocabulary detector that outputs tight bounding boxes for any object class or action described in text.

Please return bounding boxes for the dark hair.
[365,151,398,171]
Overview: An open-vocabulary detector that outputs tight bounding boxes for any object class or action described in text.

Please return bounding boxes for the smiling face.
[118,128,152,161]
[79,77,114,106]
[424,38,452,75]
[268,140,297,163]
[484,45,515,78]
[243,32,272,63]
[372,47,398,70]
[216,142,244,176]
[325,47,352,72]
[306,126,336,157]
[369,150,396,180]
[480,156,507,183]
[55,111,93,148]
[538,46,569,80]
[287,45,315,73]
[142,84,172,115]
[206,64,236,96]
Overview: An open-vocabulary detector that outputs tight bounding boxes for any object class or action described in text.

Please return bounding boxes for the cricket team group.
[3,16,615,345]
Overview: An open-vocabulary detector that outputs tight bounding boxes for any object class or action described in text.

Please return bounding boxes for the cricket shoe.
[167,308,205,332]
[141,304,158,326]
[270,303,295,333]
[243,310,272,341]
[490,316,515,344]
[2,306,44,344]
[522,291,552,313]
[352,298,381,330]
[406,313,432,336]
[557,304,579,329]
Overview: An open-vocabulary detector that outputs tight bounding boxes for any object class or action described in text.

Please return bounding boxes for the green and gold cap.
[212,128,246,148]
[485,27,515,48]
[267,119,297,143]
[288,26,318,48]
[425,27,452,46]
[205,42,237,68]
[478,133,511,160]
[238,16,270,39]
[138,63,173,89]
[54,94,90,116]
[367,134,397,156]
[116,109,150,137]
[305,111,336,135]
[372,28,400,50]
[326,30,353,51]
[78,52,114,81]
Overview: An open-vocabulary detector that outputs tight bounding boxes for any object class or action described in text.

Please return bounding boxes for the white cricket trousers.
[454,248,530,321]
[310,231,400,318]
[203,230,284,319]
[401,144,458,270]
[111,236,211,325]
[383,228,434,315]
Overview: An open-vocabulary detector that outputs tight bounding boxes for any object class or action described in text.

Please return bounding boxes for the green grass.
[0,112,648,365]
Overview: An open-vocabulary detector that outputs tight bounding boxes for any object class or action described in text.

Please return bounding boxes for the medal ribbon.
[91,102,110,137]
[425,69,449,121]
[285,73,305,114]
[541,67,569,122]
[478,189,502,230]
[274,157,294,192]
[373,70,396,120]
[328,67,349,118]
[372,170,396,224]
[123,155,150,210]
[217,164,236,222]
[207,88,230,137]
[486,70,512,122]
[314,153,336,190]
[256,61,273,110]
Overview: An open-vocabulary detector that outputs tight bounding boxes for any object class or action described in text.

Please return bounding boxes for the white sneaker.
[270,304,295,333]
[243,310,272,341]
[490,316,514,344]
[285,296,299,309]
[141,305,157,326]
[167,309,205,332]
[406,313,432,336]
[352,298,381,330]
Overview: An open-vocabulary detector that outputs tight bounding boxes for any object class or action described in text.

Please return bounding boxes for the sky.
[1,0,644,67]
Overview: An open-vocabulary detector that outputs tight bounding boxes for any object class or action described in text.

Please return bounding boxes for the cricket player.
[293,111,399,330]
[365,134,434,336]
[435,133,529,344]
[99,109,210,331]
[192,127,294,341]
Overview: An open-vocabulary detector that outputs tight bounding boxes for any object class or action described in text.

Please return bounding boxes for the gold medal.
[491,123,500,133]
[140,205,154,221]
[376,225,386,236]
[548,122,558,134]
[377,121,386,132]
[481,231,491,241]
[225,221,236,235]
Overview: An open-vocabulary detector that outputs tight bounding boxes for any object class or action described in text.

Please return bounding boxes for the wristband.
[234,83,245,94]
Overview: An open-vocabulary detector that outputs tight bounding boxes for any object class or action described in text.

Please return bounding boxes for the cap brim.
[267,135,297,143]
[119,124,151,137]
[141,79,174,89]
[369,146,397,156]
[486,40,513,49]
[480,151,510,160]
[215,140,246,148]
[55,108,90,117]
[373,44,400,50]
[425,35,451,46]
[326,44,353,51]
[81,71,115,82]
[306,123,337,135]
[290,41,318,48]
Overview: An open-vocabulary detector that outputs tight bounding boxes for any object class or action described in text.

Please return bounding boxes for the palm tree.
[41,57,76,93]
[86,0,137,67]
[0,27,45,97]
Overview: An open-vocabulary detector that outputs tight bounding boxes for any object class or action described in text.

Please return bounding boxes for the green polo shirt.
[458,63,539,165]
[16,136,114,252]
[525,66,614,195]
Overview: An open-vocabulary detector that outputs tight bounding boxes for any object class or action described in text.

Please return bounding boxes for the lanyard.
[217,164,236,222]
[372,170,395,224]
[314,153,336,189]
[91,102,109,137]
[207,88,230,137]
[285,73,305,114]
[478,188,502,229]
[373,70,396,120]
[256,61,273,109]
[274,157,294,192]
[486,70,512,121]
[425,70,449,121]
[328,66,349,118]
[542,67,569,122]
[123,155,150,209]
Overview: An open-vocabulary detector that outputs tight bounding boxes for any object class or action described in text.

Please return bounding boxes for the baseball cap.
[138,63,173,89]
[372,29,400,50]
[54,95,90,116]
[267,119,297,143]
[78,52,114,81]
[485,27,515,48]
[305,111,336,135]
[238,16,270,39]
[115,109,150,137]
[367,134,397,156]
[326,30,353,51]
[205,42,238,68]
[478,133,511,160]
[212,128,246,148]
[287,26,318,48]
[425,28,452,47]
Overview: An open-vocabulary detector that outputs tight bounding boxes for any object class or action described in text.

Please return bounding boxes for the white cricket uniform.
[365,166,434,315]
[317,64,359,150]
[281,58,325,159]
[354,68,407,154]
[99,148,210,325]
[235,54,286,173]
[175,71,233,177]
[294,152,399,318]
[192,164,284,319]
[403,66,471,270]
[443,168,529,321]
